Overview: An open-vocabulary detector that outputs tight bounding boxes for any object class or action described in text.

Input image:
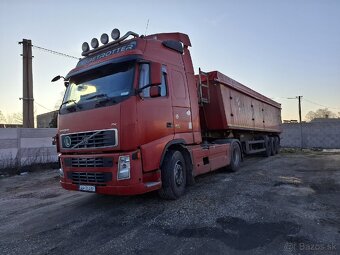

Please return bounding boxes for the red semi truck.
[53,29,281,199]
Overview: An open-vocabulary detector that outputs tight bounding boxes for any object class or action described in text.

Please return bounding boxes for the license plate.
[79,185,96,192]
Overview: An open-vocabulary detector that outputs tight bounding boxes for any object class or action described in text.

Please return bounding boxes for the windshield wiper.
[60,99,81,110]
[85,93,109,100]
[96,97,117,108]
[60,99,80,108]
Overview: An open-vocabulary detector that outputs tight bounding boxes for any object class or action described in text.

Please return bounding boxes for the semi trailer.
[53,29,281,199]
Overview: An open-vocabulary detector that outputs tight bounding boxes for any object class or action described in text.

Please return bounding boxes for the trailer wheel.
[227,142,241,172]
[274,137,280,154]
[264,136,271,157]
[158,150,187,200]
[270,137,275,156]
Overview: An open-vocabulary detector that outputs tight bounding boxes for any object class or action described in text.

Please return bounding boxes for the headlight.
[59,168,64,178]
[117,155,130,180]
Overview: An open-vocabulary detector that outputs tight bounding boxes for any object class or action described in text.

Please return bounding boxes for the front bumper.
[60,181,159,195]
[59,150,161,196]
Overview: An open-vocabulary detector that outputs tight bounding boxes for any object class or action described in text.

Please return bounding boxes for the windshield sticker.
[77,41,137,68]
[120,92,129,96]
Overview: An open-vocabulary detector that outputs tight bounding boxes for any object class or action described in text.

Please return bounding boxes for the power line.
[34,101,53,112]
[30,44,80,60]
[303,98,340,110]
[274,96,340,110]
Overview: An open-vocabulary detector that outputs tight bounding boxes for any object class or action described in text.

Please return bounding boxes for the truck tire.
[227,142,241,172]
[274,137,280,154]
[158,150,187,200]
[264,136,271,157]
[270,137,275,156]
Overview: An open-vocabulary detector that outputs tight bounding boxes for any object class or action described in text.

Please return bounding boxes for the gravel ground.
[0,151,339,255]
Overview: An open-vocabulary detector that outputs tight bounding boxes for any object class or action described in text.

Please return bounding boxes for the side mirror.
[51,75,62,82]
[150,62,162,85]
[150,86,161,98]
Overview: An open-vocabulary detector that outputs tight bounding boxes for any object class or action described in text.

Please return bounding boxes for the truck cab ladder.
[198,68,210,105]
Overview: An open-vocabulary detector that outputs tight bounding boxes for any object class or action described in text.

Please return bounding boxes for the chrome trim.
[59,128,118,150]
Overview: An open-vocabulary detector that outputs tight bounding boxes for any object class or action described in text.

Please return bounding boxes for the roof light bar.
[81,29,139,56]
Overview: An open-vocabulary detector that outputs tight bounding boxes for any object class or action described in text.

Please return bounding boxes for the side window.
[160,66,167,96]
[139,63,167,98]
[139,63,150,98]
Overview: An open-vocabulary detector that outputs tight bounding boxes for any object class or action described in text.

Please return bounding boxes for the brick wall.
[280,120,340,149]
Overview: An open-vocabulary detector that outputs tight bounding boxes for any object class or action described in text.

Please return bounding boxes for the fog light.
[82,42,90,53]
[118,155,130,180]
[111,28,120,40]
[100,33,109,44]
[59,168,64,178]
[91,38,99,48]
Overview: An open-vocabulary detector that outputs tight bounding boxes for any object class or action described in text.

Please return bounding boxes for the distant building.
[37,111,58,128]
[283,120,298,124]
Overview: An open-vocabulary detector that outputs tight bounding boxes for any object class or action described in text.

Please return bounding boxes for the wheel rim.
[174,160,184,186]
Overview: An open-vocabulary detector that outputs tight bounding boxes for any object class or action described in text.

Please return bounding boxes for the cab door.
[170,68,194,143]
[136,63,174,148]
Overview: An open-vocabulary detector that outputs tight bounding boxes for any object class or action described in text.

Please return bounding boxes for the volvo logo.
[81,136,90,145]
[64,136,72,148]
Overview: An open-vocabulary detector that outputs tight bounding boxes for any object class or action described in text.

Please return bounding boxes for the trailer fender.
[214,139,243,161]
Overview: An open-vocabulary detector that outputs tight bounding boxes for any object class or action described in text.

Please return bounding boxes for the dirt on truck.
[52,28,281,199]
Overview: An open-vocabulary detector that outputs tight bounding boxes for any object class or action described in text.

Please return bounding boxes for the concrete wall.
[0,128,57,169]
[280,121,340,149]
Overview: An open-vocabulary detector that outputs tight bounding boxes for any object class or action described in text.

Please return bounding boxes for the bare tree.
[0,110,6,123]
[6,112,23,124]
[305,108,337,121]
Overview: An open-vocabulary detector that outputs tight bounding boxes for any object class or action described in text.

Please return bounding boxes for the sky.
[0,0,339,122]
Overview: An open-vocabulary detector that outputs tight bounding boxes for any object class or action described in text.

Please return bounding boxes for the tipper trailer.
[53,29,281,199]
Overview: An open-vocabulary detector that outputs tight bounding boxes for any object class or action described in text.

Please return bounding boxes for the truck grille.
[64,158,113,168]
[61,129,117,150]
[68,172,112,185]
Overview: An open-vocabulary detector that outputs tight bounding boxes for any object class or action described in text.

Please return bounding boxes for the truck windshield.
[60,62,135,114]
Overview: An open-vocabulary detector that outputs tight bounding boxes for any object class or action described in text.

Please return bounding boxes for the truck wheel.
[227,142,241,172]
[158,150,187,200]
[264,136,271,157]
[274,137,280,154]
[270,137,275,156]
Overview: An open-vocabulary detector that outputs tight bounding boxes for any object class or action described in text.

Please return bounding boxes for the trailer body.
[199,71,281,133]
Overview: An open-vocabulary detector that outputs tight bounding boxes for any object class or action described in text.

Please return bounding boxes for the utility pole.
[297,96,302,123]
[297,96,303,150]
[19,39,34,128]
[287,96,303,149]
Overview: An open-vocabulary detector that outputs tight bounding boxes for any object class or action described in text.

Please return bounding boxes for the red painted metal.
[197,71,281,133]
[188,143,231,176]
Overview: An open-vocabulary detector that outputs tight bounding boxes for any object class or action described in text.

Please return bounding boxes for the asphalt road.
[0,151,339,255]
